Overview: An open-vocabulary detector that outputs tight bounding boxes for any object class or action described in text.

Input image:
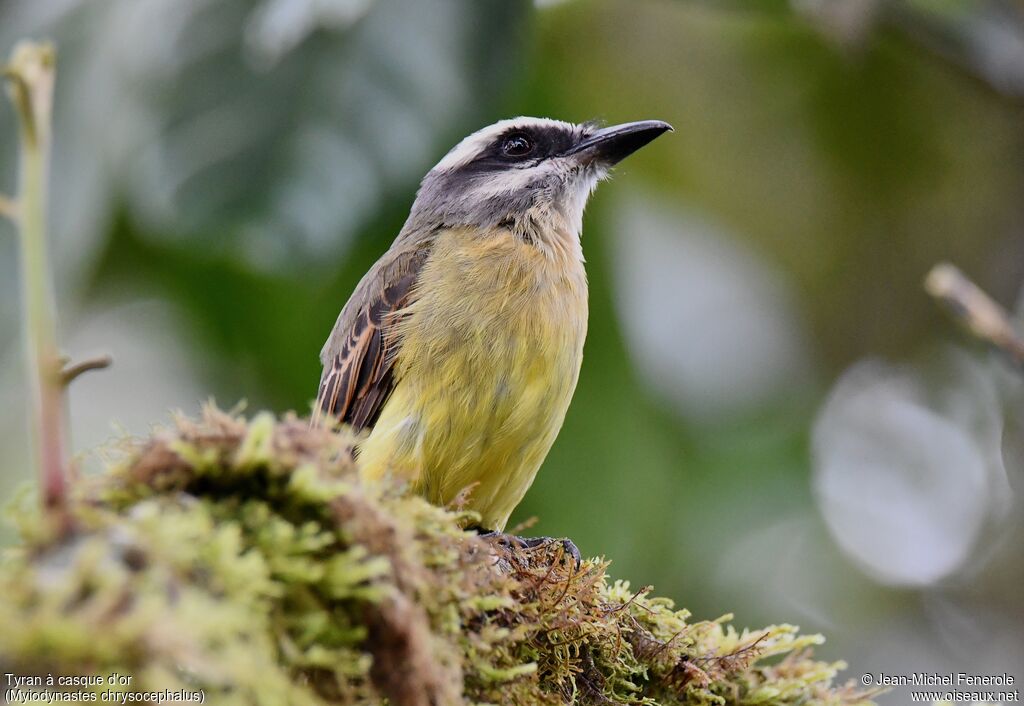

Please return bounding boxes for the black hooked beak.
[563,119,672,166]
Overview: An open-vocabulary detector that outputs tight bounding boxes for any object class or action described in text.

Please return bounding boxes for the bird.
[313,116,671,544]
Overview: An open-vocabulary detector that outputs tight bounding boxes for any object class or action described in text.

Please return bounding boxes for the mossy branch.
[0,408,876,706]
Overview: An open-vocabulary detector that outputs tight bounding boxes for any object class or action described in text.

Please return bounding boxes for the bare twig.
[3,41,70,535]
[925,263,1024,370]
[0,192,17,220]
[61,354,113,387]
[507,515,538,535]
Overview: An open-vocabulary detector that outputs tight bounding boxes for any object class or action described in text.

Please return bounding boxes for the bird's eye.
[501,133,533,157]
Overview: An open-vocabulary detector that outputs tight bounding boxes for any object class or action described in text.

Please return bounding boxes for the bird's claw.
[478,530,582,567]
[518,535,582,567]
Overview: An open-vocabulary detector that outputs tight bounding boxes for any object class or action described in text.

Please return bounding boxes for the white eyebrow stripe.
[465,164,551,199]
[431,116,576,174]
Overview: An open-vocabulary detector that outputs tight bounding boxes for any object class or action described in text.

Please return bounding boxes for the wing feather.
[314,244,430,430]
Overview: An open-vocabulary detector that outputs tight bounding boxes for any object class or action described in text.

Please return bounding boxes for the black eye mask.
[460,125,578,174]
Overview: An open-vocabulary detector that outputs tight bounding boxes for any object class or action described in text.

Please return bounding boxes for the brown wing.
[314,245,429,431]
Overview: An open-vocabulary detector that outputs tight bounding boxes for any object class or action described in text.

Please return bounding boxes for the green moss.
[0,407,875,705]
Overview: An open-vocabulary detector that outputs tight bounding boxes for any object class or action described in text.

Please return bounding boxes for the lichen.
[0,406,875,705]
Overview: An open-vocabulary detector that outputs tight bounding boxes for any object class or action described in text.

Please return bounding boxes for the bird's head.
[405,117,671,252]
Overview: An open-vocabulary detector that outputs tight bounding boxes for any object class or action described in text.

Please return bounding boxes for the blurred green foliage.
[70,0,1022,609]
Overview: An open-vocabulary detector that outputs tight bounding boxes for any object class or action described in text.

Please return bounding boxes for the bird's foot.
[518,535,582,567]
[477,530,582,567]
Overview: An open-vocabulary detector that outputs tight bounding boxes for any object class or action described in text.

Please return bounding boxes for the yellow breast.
[357,227,588,530]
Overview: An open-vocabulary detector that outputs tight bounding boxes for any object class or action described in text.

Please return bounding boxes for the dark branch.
[61,354,113,387]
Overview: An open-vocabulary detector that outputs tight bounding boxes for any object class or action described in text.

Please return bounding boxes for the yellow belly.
[357,228,588,531]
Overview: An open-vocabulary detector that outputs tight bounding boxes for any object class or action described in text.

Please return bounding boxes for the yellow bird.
[314,117,671,540]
